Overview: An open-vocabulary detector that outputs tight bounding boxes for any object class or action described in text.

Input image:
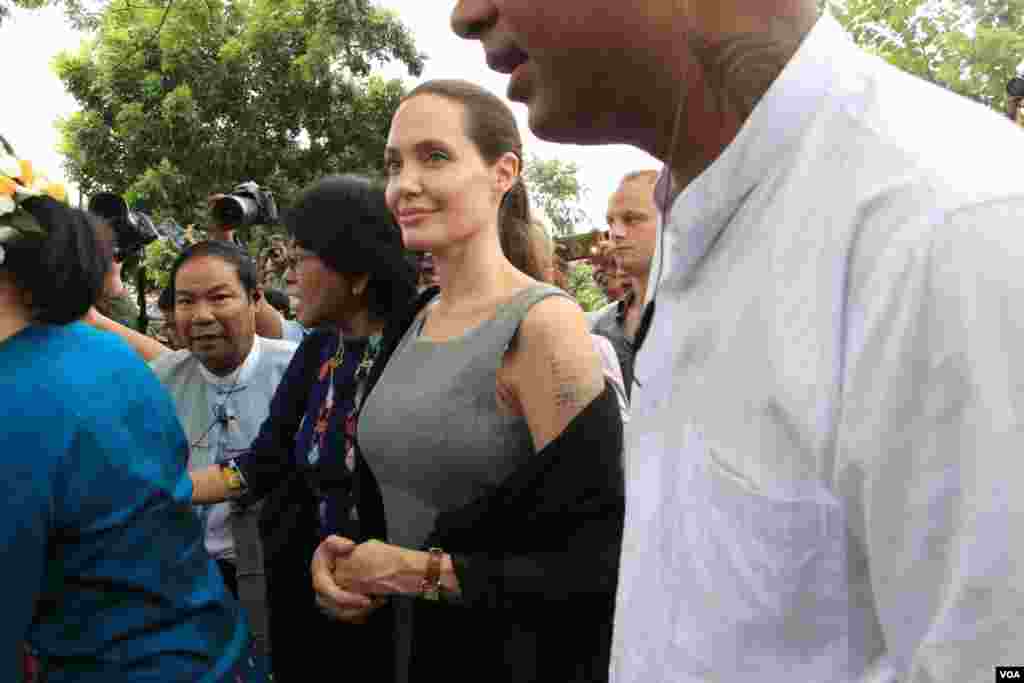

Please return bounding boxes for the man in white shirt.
[151,240,296,569]
[150,241,296,656]
[453,1,1024,681]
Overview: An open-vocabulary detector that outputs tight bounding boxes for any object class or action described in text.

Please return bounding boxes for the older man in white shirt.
[453,1,1024,681]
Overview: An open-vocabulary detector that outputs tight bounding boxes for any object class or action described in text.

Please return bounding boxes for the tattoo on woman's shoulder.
[550,354,580,410]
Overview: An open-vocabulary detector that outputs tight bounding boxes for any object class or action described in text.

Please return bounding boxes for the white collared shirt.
[612,14,1024,683]
[150,335,297,560]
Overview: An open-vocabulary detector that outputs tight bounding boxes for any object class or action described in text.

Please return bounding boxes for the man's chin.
[297,309,322,330]
[511,81,581,144]
[525,98,607,146]
[194,353,235,376]
[622,259,650,278]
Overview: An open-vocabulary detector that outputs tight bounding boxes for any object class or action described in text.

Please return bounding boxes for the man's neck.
[203,335,256,378]
[630,273,650,312]
[664,13,816,194]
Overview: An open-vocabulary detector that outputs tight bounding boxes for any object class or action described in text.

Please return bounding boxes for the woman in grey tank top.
[311,80,625,683]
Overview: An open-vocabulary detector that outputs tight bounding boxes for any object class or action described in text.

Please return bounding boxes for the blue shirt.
[0,323,247,683]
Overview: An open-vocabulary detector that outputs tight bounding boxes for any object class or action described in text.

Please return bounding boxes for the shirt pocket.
[669,438,851,676]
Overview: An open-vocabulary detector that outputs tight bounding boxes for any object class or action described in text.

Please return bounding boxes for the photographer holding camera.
[207,181,278,250]
[88,192,158,331]
[207,182,307,344]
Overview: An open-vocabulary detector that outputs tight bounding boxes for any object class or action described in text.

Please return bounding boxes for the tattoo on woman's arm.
[551,354,580,410]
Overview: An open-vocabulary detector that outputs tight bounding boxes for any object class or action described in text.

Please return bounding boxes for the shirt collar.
[616,289,637,325]
[649,13,847,296]
[197,334,263,387]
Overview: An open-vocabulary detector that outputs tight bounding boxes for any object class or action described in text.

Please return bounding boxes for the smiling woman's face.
[384,94,514,253]
[173,255,258,376]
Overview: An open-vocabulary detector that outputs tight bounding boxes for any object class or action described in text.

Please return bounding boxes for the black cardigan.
[357,287,626,683]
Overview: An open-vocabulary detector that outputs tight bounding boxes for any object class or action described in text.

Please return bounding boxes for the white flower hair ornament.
[0,151,68,266]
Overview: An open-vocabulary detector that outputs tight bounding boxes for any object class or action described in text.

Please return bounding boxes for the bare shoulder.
[514,295,599,366]
[519,293,587,335]
[509,294,605,451]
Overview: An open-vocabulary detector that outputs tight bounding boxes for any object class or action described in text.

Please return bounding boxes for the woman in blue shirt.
[0,173,247,682]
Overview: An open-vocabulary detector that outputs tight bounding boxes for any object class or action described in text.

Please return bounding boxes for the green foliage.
[523,155,591,238]
[54,0,424,228]
[566,261,607,313]
[827,0,1024,113]
[141,236,179,290]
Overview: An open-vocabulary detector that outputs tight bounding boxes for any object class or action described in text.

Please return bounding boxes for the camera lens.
[1007,77,1024,98]
[212,195,258,226]
[88,193,129,223]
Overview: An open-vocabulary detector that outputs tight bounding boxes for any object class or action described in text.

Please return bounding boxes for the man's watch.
[219,460,246,491]
[420,547,444,601]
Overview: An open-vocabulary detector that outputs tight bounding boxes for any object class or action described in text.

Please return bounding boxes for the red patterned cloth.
[21,645,39,683]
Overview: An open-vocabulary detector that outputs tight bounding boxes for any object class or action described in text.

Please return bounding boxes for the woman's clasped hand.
[310,536,412,622]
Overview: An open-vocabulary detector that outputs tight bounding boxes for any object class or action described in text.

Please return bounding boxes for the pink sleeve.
[590,334,630,423]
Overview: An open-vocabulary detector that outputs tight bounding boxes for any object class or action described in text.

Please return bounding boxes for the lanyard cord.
[189,365,245,452]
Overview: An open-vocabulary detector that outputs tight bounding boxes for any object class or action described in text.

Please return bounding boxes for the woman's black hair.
[168,240,259,301]
[284,174,416,321]
[157,285,175,313]
[263,287,291,317]
[2,196,110,325]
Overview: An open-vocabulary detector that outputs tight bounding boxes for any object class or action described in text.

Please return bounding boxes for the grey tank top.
[358,284,571,549]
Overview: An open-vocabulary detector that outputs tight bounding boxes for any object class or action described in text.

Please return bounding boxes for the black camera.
[88,192,158,261]
[1007,76,1024,98]
[155,217,190,251]
[210,181,279,228]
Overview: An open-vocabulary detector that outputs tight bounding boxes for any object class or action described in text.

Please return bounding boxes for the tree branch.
[111,0,175,74]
